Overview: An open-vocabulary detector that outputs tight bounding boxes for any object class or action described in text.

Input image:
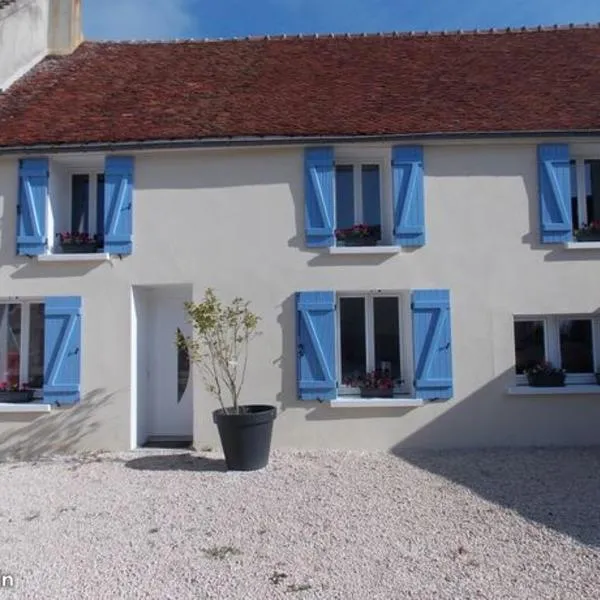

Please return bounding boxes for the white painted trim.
[0,51,47,92]
[130,289,138,450]
[37,253,110,263]
[564,241,600,250]
[0,403,51,413]
[326,245,401,255]
[507,385,600,396]
[330,397,424,408]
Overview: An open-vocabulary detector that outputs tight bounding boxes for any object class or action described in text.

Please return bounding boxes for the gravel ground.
[1,447,600,600]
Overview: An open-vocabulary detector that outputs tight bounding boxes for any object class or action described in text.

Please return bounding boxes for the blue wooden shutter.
[43,296,82,406]
[104,156,134,255]
[538,144,572,243]
[411,289,453,400]
[296,291,336,400]
[304,148,334,247]
[17,158,48,255]
[392,145,425,247]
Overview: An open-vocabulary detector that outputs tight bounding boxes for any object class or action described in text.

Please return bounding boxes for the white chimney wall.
[0,0,82,91]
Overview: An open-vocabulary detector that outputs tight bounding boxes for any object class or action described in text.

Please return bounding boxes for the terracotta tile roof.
[2,26,600,148]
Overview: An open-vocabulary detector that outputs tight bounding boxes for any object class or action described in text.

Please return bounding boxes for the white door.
[147,287,193,440]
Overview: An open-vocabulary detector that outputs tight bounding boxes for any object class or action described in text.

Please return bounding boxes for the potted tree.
[178,289,276,471]
[343,369,396,398]
[0,381,34,403]
[56,232,99,254]
[524,362,566,387]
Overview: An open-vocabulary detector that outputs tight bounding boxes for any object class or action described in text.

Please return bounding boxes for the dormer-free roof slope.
[1,26,600,148]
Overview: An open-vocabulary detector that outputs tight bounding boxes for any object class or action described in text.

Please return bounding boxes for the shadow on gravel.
[125,453,226,472]
[394,446,600,549]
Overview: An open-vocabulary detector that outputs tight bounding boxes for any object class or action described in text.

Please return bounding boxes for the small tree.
[177,288,261,414]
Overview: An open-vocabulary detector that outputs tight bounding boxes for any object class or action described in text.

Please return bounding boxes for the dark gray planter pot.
[213,405,277,471]
[0,390,35,403]
[337,236,379,247]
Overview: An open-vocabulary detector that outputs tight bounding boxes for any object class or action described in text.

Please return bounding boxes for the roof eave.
[2,129,600,155]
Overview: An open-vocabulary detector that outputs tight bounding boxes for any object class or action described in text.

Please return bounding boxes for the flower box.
[0,390,35,403]
[526,372,566,387]
[360,387,394,398]
[60,242,99,254]
[337,236,379,247]
[574,222,600,242]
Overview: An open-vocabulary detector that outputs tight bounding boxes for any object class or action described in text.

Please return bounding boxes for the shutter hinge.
[16,204,21,215]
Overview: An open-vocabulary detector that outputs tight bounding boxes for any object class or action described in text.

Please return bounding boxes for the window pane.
[335,165,354,229]
[176,327,190,403]
[586,160,600,223]
[28,304,45,388]
[96,174,105,240]
[514,320,545,374]
[559,319,593,373]
[570,161,579,228]
[71,174,90,233]
[374,297,400,380]
[0,304,22,386]
[340,297,366,381]
[362,165,381,228]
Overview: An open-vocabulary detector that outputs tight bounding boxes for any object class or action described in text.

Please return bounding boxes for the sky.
[83,0,600,41]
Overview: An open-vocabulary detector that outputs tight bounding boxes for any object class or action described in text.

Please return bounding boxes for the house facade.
[2,1,600,454]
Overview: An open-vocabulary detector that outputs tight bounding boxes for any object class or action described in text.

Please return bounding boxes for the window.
[335,159,385,246]
[0,301,44,389]
[514,315,599,384]
[48,158,106,254]
[570,158,600,237]
[337,293,408,394]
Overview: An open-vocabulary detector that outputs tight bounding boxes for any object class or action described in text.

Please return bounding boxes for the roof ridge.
[84,22,600,45]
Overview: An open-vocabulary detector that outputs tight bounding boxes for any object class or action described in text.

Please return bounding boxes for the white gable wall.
[0,140,600,454]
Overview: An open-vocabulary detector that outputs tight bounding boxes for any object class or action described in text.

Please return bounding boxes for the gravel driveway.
[1,447,599,599]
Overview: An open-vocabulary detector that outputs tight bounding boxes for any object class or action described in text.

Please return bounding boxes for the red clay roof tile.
[1,27,600,148]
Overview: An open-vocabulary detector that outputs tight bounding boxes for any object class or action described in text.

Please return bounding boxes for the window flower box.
[344,368,397,398]
[525,362,566,387]
[56,232,99,254]
[0,382,34,403]
[335,224,381,247]
[574,222,600,242]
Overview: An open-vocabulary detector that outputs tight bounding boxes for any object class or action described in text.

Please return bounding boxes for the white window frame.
[0,299,44,390]
[336,291,412,396]
[334,147,391,245]
[514,315,600,385]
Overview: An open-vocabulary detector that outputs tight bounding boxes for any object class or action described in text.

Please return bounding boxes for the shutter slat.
[43,296,82,406]
[392,145,425,247]
[296,291,336,400]
[104,156,134,255]
[304,148,335,247]
[538,144,572,243]
[17,158,48,256]
[411,289,453,400]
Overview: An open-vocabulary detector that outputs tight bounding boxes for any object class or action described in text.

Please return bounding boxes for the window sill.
[327,245,401,255]
[0,402,52,413]
[563,242,600,250]
[330,397,425,408]
[507,385,600,396]
[37,253,111,263]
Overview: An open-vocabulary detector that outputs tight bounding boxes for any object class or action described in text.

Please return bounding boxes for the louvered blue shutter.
[538,144,572,243]
[411,289,453,400]
[296,291,336,400]
[304,148,334,247]
[392,145,425,247]
[43,296,82,406]
[17,158,48,255]
[104,156,134,255]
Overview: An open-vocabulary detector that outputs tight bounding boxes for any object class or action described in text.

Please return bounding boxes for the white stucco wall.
[0,0,49,90]
[1,139,600,455]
